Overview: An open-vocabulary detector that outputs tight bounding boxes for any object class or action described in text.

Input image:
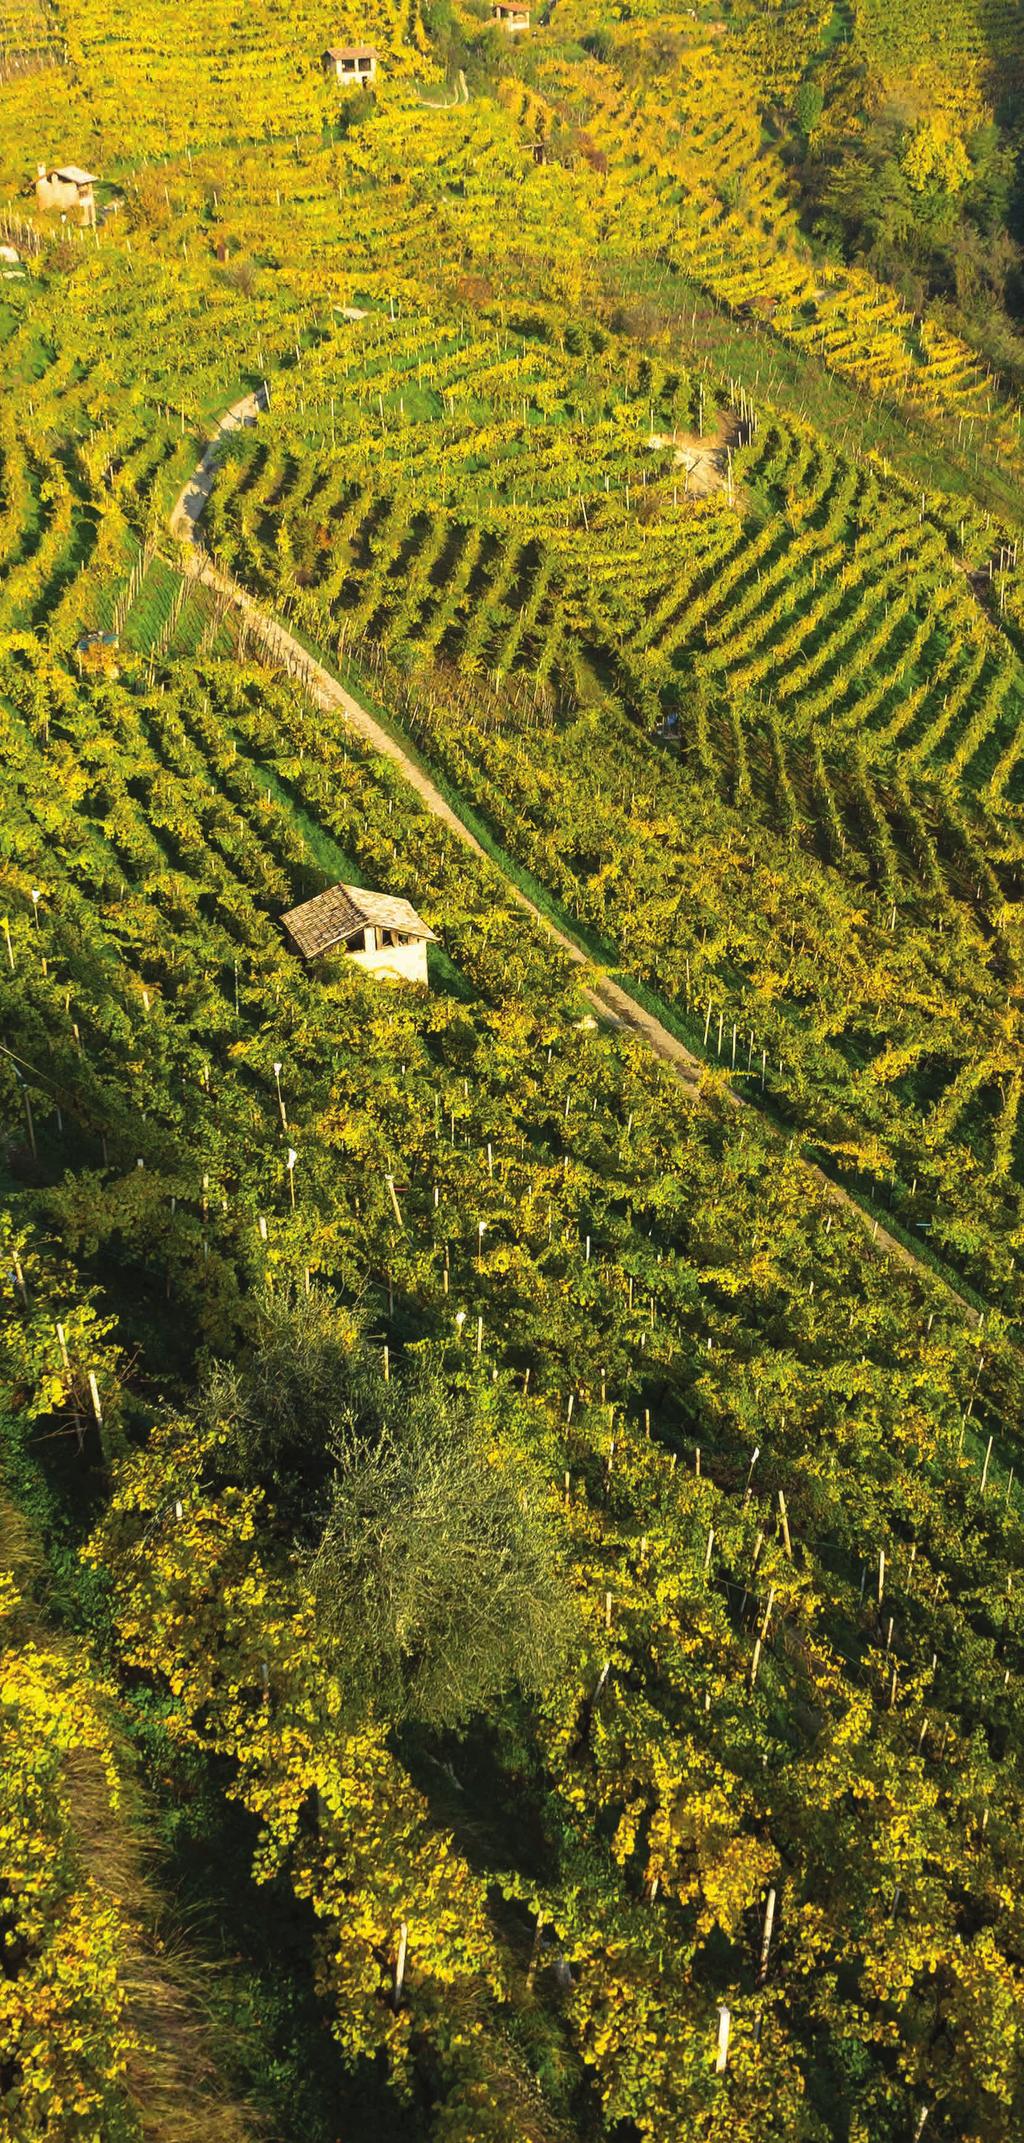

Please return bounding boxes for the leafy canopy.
[310,1362,575,1731]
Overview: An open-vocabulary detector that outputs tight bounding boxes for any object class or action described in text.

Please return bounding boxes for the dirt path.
[169,387,267,544]
[172,399,704,1066]
[171,399,980,1324]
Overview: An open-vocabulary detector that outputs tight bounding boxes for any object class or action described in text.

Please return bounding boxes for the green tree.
[310,1364,574,1730]
[792,80,824,143]
[203,1280,361,1505]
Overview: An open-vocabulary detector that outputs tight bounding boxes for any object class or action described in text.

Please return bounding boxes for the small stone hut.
[281,884,435,985]
[35,163,98,226]
[492,2,531,29]
[321,44,378,86]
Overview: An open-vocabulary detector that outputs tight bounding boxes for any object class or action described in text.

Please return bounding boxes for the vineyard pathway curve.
[170,392,980,1326]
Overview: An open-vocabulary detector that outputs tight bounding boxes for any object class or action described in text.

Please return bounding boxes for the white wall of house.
[346,936,430,985]
[35,170,96,224]
[326,55,377,84]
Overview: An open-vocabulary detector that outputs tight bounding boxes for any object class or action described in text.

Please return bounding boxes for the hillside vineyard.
[2,5,1024,2141]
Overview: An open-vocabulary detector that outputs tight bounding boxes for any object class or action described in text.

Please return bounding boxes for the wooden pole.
[778,1489,792,1557]
[758,1887,776,1983]
[715,2005,731,2074]
[392,1922,408,2008]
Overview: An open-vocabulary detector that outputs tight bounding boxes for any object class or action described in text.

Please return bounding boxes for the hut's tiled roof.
[323,44,377,60]
[281,884,435,960]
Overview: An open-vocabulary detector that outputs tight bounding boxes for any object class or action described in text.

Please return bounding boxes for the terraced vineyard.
[0,0,435,177]
[5,8,1023,1298]
[0,0,62,78]
[854,0,1024,79]
[6,622,1024,2140]
[210,402,1024,796]
[5,5,1024,2141]
[522,46,1024,462]
[196,307,1024,1292]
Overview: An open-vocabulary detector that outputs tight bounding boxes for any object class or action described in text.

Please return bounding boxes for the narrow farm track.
[172,397,982,1326]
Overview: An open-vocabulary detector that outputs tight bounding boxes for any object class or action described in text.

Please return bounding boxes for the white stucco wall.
[346,939,429,986]
[35,173,95,223]
[327,56,377,84]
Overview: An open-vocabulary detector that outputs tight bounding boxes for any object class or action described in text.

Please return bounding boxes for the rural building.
[321,44,378,86]
[34,163,98,225]
[281,883,435,985]
[492,2,531,29]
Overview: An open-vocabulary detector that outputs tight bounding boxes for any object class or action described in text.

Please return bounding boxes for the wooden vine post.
[715,2004,731,2074]
[392,1922,408,2009]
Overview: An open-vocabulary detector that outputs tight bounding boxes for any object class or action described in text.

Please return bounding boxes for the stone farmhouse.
[35,163,98,226]
[281,884,435,985]
[321,44,378,87]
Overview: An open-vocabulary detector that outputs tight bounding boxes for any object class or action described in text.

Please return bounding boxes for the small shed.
[321,44,378,86]
[35,163,98,226]
[281,883,435,985]
[493,2,530,28]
